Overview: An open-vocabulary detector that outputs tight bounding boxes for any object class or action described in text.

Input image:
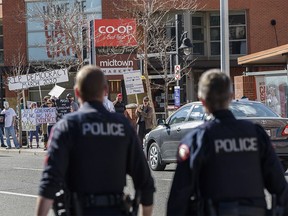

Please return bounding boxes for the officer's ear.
[74,86,81,100]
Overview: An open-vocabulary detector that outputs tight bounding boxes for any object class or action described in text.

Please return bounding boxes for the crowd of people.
[0,94,80,150]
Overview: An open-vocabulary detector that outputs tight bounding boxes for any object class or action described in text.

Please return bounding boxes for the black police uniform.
[167,110,288,216]
[39,101,155,215]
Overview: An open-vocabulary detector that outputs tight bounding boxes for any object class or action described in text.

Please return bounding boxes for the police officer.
[167,69,288,216]
[36,66,155,216]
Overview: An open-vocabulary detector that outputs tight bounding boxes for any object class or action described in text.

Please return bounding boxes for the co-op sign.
[94,19,137,47]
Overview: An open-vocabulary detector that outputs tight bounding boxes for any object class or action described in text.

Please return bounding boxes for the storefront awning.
[238,44,288,66]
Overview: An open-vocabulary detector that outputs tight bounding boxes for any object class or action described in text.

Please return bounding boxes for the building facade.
[2,0,288,110]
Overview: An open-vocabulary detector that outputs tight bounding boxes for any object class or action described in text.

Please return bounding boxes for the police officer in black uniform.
[36,66,155,216]
[167,69,288,216]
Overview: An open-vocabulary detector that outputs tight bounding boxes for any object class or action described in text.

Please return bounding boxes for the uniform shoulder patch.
[177,144,190,162]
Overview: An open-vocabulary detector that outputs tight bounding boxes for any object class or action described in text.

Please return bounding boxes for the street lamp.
[179,32,194,56]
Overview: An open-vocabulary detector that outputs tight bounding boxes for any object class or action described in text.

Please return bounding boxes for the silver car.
[143,100,288,171]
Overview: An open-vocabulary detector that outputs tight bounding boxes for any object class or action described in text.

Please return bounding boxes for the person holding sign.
[29,102,39,149]
[1,102,20,149]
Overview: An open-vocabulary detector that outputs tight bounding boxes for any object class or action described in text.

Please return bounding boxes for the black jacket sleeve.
[256,124,288,210]
[126,123,155,206]
[167,159,193,216]
[39,119,72,199]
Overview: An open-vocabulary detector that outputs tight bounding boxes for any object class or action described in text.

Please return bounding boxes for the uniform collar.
[81,100,107,113]
[212,109,235,120]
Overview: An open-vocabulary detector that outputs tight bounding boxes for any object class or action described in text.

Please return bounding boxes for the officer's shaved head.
[75,65,107,102]
[198,69,232,113]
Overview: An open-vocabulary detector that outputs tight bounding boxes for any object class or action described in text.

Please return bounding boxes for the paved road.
[0,151,176,216]
[0,150,285,216]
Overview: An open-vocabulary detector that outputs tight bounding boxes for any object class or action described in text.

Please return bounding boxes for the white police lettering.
[215,138,257,153]
[82,123,125,136]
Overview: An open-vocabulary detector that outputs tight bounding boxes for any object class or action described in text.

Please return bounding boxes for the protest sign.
[123,70,144,95]
[35,108,57,124]
[21,109,36,131]
[49,85,66,98]
[0,114,5,128]
[56,99,71,117]
[7,69,69,91]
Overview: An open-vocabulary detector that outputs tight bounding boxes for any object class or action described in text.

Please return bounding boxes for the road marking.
[13,167,43,171]
[0,191,37,198]
[159,178,172,181]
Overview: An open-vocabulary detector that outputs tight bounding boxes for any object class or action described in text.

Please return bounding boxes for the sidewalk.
[0,138,47,156]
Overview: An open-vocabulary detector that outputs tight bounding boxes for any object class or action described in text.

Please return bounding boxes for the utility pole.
[220,0,230,76]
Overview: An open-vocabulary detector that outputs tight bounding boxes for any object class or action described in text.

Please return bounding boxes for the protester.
[0,111,5,147]
[103,89,115,112]
[46,99,58,138]
[113,93,126,114]
[41,96,49,151]
[29,102,39,148]
[136,96,153,143]
[1,101,20,149]
[66,93,79,112]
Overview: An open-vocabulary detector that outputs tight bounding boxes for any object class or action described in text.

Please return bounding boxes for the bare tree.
[114,0,199,122]
[4,49,30,146]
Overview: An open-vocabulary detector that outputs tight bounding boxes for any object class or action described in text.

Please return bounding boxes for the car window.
[230,102,278,117]
[188,104,204,121]
[169,105,191,125]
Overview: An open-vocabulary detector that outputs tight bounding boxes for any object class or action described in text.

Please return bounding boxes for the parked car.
[143,100,288,171]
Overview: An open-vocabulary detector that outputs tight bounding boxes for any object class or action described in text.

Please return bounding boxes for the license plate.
[265,129,271,137]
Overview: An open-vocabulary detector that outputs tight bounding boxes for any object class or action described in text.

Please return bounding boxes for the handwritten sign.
[8,69,69,91]
[56,99,71,117]
[35,108,57,124]
[21,109,36,131]
[123,70,144,95]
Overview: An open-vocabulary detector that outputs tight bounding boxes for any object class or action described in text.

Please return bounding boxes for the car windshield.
[229,101,278,117]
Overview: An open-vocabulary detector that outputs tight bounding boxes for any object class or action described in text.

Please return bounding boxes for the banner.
[35,108,57,124]
[56,99,71,117]
[8,69,69,91]
[21,109,36,131]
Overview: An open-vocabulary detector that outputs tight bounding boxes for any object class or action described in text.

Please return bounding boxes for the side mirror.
[157,118,166,125]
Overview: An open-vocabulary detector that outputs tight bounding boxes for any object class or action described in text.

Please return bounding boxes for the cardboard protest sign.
[35,108,57,124]
[21,109,36,131]
[56,99,71,117]
[49,85,66,98]
[0,114,5,128]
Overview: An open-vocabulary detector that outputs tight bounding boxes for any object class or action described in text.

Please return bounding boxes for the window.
[192,11,247,56]
[188,105,204,121]
[192,14,205,55]
[169,105,191,125]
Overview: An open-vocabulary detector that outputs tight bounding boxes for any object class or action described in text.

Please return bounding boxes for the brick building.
[1,0,288,111]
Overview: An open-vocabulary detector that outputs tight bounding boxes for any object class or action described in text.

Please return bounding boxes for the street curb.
[0,148,47,156]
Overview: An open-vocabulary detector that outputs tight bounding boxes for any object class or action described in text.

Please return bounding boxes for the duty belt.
[83,194,123,208]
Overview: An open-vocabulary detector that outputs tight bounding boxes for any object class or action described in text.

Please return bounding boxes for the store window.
[255,75,288,118]
[26,0,102,62]
[192,11,247,56]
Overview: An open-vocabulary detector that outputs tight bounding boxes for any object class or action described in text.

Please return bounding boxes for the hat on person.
[117,93,122,98]
[143,96,149,102]
[43,96,50,101]
[66,93,73,99]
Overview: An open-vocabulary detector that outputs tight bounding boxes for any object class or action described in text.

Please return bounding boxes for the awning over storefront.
[238,44,288,65]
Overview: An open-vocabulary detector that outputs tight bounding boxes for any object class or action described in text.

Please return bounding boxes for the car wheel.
[148,142,166,171]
